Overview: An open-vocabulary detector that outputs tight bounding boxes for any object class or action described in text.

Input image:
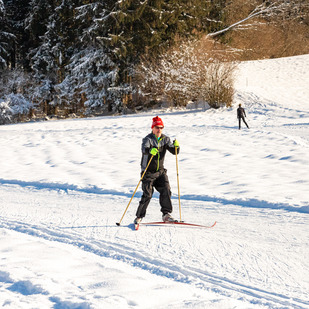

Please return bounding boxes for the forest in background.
[0,0,309,124]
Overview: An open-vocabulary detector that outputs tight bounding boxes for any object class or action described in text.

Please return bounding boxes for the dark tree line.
[2,0,307,123]
[0,0,227,120]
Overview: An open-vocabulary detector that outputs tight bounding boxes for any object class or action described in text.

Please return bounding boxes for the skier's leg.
[243,118,249,128]
[136,174,154,218]
[238,118,241,129]
[154,171,172,215]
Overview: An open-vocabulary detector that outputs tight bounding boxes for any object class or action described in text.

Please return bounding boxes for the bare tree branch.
[207,0,309,38]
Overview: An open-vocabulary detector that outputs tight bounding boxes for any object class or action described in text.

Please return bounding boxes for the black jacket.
[237,107,246,118]
[140,133,180,173]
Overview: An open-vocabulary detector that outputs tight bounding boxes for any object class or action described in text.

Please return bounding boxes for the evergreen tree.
[29,0,82,114]
[26,0,53,48]
[27,0,59,114]
[0,0,15,69]
[65,1,125,112]
[0,0,7,68]
[27,0,57,78]
[58,47,120,113]
[3,0,31,69]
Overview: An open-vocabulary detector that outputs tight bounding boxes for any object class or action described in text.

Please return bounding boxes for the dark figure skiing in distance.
[134,116,180,225]
[237,104,249,129]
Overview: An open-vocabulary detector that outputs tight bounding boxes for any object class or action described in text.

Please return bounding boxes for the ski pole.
[116,155,154,226]
[175,145,183,222]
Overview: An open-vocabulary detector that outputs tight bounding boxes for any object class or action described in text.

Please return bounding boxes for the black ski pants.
[136,169,172,218]
[238,116,249,129]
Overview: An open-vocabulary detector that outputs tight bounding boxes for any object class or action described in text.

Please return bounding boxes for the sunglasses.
[155,126,164,130]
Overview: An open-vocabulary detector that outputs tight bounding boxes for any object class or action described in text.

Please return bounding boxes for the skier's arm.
[141,136,152,154]
[140,136,154,172]
[166,137,180,155]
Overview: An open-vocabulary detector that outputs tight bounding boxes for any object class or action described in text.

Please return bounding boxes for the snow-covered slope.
[0,55,308,308]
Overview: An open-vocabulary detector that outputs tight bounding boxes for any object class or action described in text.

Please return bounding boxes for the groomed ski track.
[0,184,308,309]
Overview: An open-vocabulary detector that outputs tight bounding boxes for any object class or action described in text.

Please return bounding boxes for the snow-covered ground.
[0,54,308,309]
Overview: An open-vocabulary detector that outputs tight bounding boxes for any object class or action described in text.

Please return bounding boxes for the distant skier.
[134,116,180,225]
[237,104,249,129]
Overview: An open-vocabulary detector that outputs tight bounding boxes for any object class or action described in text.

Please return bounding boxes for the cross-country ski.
[139,221,217,228]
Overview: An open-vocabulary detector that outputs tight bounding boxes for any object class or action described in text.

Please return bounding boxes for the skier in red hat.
[134,116,180,225]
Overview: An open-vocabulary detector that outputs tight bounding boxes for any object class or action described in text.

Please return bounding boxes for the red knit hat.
[151,116,164,128]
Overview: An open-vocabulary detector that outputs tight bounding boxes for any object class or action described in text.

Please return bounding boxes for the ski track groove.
[0,217,307,309]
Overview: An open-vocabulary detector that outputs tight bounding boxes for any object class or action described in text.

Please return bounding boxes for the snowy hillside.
[0,54,308,309]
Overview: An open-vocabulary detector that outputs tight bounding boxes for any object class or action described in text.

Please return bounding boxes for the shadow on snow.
[0,178,308,214]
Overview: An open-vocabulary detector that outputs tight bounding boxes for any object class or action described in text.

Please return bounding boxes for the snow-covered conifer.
[0,0,6,67]
[0,93,32,124]
[3,0,31,69]
[0,0,15,69]
[29,0,81,114]
[57,47,122,114]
